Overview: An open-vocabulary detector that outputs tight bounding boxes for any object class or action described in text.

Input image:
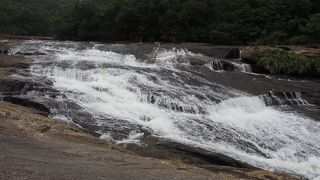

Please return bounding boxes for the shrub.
[288,35,310,44]
[256,51,320,76]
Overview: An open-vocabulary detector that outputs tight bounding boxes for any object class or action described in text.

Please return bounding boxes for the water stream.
[8,41,320,179]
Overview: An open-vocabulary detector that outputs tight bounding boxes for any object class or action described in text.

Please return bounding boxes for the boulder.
[225,48,241,59]
[220,60,237,71]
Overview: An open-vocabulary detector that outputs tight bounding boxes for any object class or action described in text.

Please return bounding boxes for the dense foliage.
[0,0,320,44]
[254,51,320,76]
[0,0,76,36]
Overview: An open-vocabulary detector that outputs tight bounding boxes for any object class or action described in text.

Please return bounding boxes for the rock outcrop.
[225,48,242,59]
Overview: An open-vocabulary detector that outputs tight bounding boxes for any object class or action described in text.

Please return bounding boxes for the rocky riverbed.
[1,39,319,179]
[0,54,296,180]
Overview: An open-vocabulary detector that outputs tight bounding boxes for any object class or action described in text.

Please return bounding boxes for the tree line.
[0,0,319,45]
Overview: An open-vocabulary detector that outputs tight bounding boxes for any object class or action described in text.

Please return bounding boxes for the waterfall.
[8,41,320,179]
[205,60,224,71]
[261,91,311,106]
[231,62,252,73]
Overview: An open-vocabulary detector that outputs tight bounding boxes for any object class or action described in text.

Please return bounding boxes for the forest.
[0,0,319,45]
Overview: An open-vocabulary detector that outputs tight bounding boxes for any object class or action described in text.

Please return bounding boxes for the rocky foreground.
[0,40,300,179]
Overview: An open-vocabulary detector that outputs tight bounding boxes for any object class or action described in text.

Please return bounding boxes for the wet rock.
[2,80,30,93]
[0,40,9,55]
[72,121,102,137]
[302,90,320,107]
[220,60,236,71]
[1,49,8,55]
[1,79,57,96]
[225,48,241,59]
[260,91,310,106]
[184,46,244,59]
[127,136,256,170]
[16,50,47,56]
[188,57,210,66]
[3,96,51,116]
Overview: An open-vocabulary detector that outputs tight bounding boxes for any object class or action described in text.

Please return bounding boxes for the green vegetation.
[0,0,76,36]
[0,0,320,44]
[254,51,320,77]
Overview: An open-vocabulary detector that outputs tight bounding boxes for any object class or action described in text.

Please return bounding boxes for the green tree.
[301,14,320,43]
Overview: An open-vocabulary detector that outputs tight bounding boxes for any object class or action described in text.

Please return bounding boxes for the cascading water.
[261,91,311,106]
[8,41,320,179]
[205,60,224,71]
[231,62,252,73]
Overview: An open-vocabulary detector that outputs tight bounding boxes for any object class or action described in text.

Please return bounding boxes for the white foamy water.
[231,62,252,72]
[10,41,320,179]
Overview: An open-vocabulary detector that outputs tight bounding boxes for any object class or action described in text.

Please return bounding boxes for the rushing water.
[8,41,320,179]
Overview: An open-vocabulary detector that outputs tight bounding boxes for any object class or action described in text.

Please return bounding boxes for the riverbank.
[0,41,299,179]
[1,101,222,180]
[242,46,320,77]
[1,100,298,180]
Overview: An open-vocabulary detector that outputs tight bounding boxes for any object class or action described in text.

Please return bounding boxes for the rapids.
[7,41,320,179]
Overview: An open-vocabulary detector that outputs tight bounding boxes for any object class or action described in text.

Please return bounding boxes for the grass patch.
[253,51,320,77]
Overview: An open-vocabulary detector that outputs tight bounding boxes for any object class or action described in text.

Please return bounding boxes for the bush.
[256,51,320,76]
[1,0,320,44]
[288,35,310,44]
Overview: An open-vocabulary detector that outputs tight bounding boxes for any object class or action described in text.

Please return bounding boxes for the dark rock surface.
[225,48,241,59]
[0,40,9,55]
[15,50,47,56]
[3,96,51,116]
[126,136,256,170]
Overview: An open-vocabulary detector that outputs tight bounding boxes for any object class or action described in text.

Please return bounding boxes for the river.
[5,40,320,179]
